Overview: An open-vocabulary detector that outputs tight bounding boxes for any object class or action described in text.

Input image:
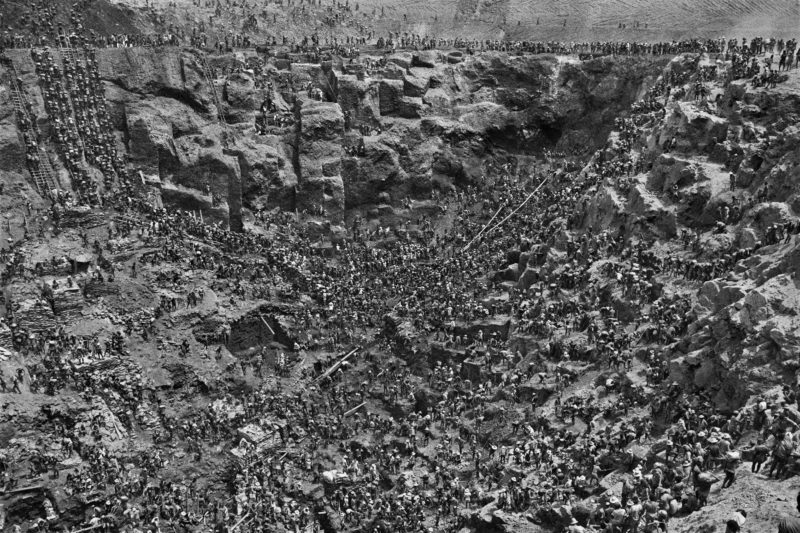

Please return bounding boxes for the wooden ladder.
[200,55,231,147]
[59,46,82,66]
[8,64,58,195]
[35,149,58,192]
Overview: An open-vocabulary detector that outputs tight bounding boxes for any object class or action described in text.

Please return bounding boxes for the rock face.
[228,136,298,210]
[412,51,438,69]
[582,186,625,230]
[224,71,256,107]
[4,47,672,231]
[124,97,208,173]
[379,79,419,117]
[648,155,707,193]
[627,183,678,238]
[296,175,346,220]
[296,99,346,218]
[341,138,408,207]
[97,48,211,110]
[297,99,345,178]
[653,101,728,153]
[335,74,380,125]
[316,52,669,218]
[543,55,670,151]
[377,79,402,113]
[223,70,257,122]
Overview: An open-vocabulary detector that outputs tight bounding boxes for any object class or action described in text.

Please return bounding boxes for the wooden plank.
[0,485,44,496]
[230,513,251,531]
[258,314,275,336]
[314,347,359,382]
[343,402,365,417]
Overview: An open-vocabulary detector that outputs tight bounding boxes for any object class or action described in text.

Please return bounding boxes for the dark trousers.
[769,458,786,478]
[722,470,736,488]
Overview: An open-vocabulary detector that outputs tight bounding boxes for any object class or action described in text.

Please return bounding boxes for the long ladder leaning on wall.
[199,55,232,149]
[8,61,59,196]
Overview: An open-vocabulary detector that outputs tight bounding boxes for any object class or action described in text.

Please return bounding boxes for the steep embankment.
[462,55,800,533]
[94,0,800,44]
[570,55,800,414]
[0,47,666,230]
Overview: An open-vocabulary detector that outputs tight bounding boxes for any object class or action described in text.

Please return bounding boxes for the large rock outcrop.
[124,96,208,173]
[341,138,407,207]
[652,101,729,153]
[296,99,346,218]
[97,48,211,110]
[229,135,298,210]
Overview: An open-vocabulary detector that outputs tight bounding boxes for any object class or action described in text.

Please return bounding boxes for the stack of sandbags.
[59,206,107,228]
[52,286,85,319]
[83,278,120,299]
[15,298,57,331]
[0,322,13,349]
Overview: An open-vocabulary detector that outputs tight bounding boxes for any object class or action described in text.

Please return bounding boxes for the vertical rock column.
[224,148,245,232]
[294,97,346,221]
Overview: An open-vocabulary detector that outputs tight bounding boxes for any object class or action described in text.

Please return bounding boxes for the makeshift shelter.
[68,253,93,274]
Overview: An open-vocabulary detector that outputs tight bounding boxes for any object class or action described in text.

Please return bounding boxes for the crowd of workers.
[3,3,800,75]
[1,1,800,531]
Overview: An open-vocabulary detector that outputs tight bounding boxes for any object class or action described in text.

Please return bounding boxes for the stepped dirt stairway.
[8,62,59,195]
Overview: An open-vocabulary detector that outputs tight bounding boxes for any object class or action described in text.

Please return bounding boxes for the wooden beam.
[314,348,359,382]
[230,513,251,531]
[0,485,44,496]
[67,524,103,533]
[259,314,275,336]
[344,402,366,417]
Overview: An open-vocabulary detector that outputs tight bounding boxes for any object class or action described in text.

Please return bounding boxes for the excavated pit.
[2,26,800,533]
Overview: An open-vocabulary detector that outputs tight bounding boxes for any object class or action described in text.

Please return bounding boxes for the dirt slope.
[101,0,800,42]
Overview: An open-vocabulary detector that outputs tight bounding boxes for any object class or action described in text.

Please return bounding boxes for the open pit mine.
[1,1,800,532]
